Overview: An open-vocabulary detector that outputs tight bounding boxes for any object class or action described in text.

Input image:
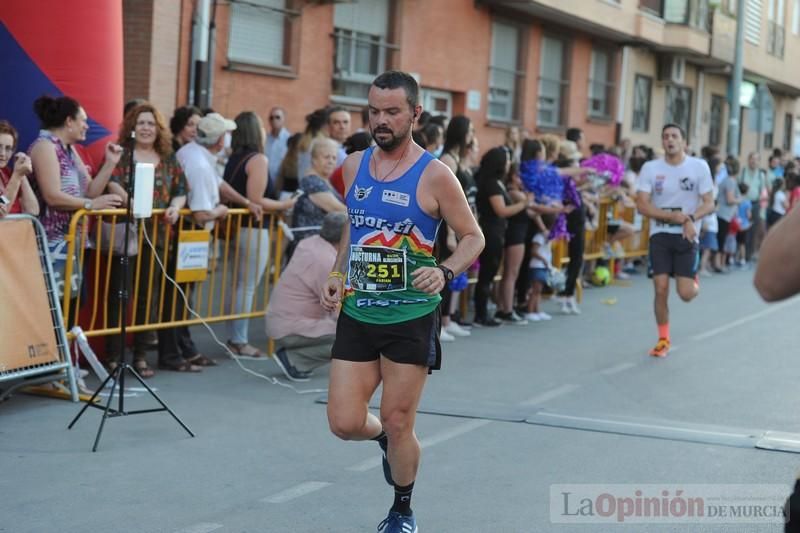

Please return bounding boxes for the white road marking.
[347,419,492,473]
[172,523,224,533]
[418,418,492,447]
[262,481,332,504]
[520,384,581,406]
[690,299,797,341]
[600,362,637,375]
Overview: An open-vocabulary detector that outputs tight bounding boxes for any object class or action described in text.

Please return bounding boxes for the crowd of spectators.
[2,92,795,378]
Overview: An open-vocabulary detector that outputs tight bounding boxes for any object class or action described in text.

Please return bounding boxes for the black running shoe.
[474,317,503,327]
[272,348,312,382]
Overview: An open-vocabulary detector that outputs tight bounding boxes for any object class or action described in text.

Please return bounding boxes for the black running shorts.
[331,309,442,372]
[648,232,699,279]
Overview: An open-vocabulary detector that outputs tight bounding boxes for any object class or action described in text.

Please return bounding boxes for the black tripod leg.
[126,366,195,438]
[67,367,119,429]
[91,371,121,452]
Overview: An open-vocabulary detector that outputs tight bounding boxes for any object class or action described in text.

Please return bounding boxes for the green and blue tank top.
[342,147,442,325]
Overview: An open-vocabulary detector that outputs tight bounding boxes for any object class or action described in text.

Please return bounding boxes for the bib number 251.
[349,245,407,292]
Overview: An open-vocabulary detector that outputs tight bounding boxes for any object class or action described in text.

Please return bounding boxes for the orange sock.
[658,323,670,341]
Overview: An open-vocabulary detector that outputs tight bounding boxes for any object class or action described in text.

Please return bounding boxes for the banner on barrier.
[0,219,59,372]
[176,229,211,283]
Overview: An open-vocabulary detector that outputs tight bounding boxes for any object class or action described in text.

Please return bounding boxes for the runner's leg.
[676,276,699,302]
[327,359,383,441]
[653,274,670,327]
[379,356,428,486]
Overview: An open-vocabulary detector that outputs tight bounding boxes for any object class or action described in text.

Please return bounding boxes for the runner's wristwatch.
[437,265,454,282]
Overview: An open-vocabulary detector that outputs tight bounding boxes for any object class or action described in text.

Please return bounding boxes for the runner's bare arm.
[429,160,484,275]
[411,161,483,295]
[754,206,800,302]
[692,190,715,221]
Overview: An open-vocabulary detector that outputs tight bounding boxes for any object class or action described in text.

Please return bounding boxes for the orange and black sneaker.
[649,338,670,358]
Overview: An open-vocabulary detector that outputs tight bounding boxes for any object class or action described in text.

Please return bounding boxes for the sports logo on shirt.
[382,190,410,207]
[353,185,373,201]
[680,177,695,191]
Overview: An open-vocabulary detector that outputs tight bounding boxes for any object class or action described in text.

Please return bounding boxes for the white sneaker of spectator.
[564,296,581,315]
[525,312,552,321]
[445,321,471,337]
[440,328,456,342]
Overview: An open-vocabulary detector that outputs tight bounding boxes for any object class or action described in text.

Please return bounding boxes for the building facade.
[125,0,800,158]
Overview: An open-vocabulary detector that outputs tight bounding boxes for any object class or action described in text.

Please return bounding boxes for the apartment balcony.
[478,0,638,43]
[709,7,736,64]
[635,0,711,54]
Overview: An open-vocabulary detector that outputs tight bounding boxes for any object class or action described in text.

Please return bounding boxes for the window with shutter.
[488,21,523,122]
[746,0,763,45]
[332,0,393,104]
[589,48,615,120]
[664,85,693,140]
[632,74,652,132]
[228,0,294,69]
[537,36,568,128]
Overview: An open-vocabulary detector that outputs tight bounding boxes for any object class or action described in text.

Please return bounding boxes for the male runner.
[321,71,484,532]
[635,124,714,358]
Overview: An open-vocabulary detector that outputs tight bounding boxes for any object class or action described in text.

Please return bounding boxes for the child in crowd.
[723,216,739,266]
[736,182,752,267]
[526,214,555,322]
[767,177,787,228]
[789,173,800,211]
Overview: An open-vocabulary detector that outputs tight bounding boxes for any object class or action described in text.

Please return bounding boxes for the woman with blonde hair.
[292,137,345,243]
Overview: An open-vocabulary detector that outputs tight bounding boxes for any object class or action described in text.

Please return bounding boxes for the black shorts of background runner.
[648,233,699,278]
[332,309,442,372]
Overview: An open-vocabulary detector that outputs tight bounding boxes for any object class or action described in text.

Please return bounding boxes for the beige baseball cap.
[197,113,236,143]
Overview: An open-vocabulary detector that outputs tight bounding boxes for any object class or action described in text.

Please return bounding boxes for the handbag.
[96,220,138,256]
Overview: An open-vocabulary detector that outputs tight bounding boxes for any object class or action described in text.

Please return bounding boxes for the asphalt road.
[2,266,798,533]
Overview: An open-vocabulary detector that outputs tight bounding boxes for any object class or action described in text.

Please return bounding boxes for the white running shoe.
[568,297,581,315]
[445,321,471,337]
[560,301,573,315]
[525,313,542,321]
[440,328,456,342]
[538,312,552,321]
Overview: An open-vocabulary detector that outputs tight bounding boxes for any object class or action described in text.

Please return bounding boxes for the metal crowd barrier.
[457,199,651,315]
[0,215,78,402]
[60,208,285,341]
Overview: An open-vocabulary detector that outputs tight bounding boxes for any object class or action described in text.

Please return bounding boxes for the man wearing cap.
[176,112,259,229]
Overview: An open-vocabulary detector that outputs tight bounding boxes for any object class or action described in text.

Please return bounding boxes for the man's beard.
[371,124,410,152]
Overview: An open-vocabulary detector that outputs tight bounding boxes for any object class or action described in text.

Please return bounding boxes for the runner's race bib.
[349,245,407,292]
[656,207,683,227]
